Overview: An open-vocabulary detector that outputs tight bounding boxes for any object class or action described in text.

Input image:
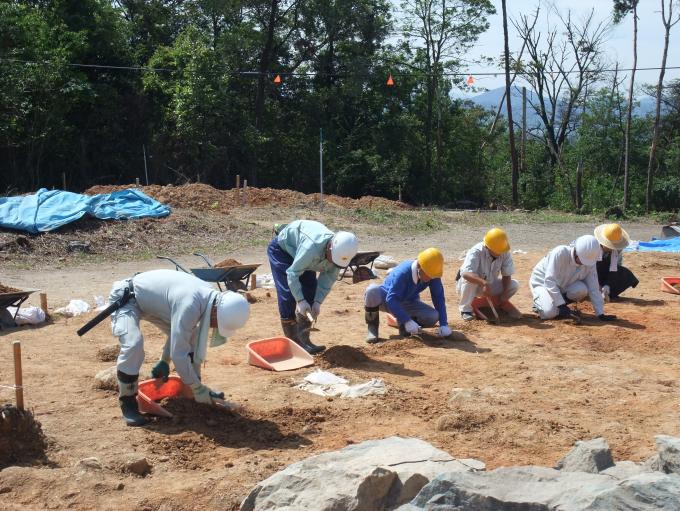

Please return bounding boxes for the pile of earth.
[0,405,48,468]
[0,284,21,293]
[84,183,410,213]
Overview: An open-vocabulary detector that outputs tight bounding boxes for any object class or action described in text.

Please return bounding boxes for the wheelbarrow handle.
[193,252,214,267]
[156,255,190,274]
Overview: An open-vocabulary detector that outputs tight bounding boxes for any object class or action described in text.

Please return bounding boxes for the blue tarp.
[0,188,171,233]
[627,236,680,253]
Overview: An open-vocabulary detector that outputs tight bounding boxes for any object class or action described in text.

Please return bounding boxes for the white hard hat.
[330,231,358,267]
[216,291,250,338]
[574,235,601,266]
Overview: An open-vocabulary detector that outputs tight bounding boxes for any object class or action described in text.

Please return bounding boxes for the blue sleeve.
[385,274,411,325]
[429,279,448,326]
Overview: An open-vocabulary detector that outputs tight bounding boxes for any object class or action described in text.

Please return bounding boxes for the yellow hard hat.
[417,248,444,278]
[483,228,510,254]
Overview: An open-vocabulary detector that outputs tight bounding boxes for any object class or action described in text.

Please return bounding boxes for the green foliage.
[0,0,678,215]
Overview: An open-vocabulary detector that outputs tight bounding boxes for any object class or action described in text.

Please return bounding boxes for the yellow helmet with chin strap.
[417,248,444,278]
[484,228,510,254]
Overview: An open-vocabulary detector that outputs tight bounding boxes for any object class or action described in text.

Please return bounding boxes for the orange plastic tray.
[246,337,314,371]
[137,376,193,417]
[661,277,680,295]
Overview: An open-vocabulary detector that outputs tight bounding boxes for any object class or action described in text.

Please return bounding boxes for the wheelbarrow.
[0,288,37,321]
[339,251,381,283]
[157,254,260,292]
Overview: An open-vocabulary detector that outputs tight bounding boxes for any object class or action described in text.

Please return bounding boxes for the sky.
[394,0,680,97]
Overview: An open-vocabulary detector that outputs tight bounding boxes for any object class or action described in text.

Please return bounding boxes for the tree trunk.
[622,4,637,212]
[501,0,519,207]
[253,0,280,186]
[646,0,673,213]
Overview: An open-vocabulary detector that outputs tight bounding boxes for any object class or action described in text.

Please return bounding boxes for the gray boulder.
[600,460,651,480]
[656,435,680,474]
[555,437,614,473]
[240,436,484,511]
[399,466,680,510]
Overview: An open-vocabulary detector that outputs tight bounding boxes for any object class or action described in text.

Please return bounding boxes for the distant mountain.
[463,86,657,126]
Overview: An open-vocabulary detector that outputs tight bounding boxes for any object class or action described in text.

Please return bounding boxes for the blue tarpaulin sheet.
[627,237,680,253]
[0,188,171,233]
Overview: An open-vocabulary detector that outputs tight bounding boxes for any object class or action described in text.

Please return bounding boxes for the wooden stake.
[13,341,24,410]
[135,177,140,187]
[243,179,248,206]
[250,274,257,290]
[39,293,49,318]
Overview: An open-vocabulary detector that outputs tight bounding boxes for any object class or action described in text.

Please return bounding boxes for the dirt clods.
[96,345,120,362]
[320,345,371,368]
[0,405,48,468]
[215,258,242,268]
[0,283,21,294]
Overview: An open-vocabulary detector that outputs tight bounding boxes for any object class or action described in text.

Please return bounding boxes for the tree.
[514,6,609,209]
[500,0,519,206]
[399,0,494,202]
[646,0,680,212]
[612,0,639,212]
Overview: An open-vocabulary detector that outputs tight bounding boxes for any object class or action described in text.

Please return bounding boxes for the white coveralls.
[108,269,218,385]
[529,245,604,320]
[457,242,519,313]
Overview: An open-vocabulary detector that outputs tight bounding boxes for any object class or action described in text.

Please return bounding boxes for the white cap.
[574,235,601,266]
[330,231,358,267]
[216,291,250,338]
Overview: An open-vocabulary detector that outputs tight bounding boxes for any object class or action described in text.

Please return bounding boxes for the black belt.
[76,280,135,337]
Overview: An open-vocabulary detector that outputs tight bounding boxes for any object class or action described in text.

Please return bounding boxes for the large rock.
[656,435,680,474]
[600,460,652,480]
[399,466,680,510]
[240,437,484,511]
[94,366,118,391]
[555,437,614,473]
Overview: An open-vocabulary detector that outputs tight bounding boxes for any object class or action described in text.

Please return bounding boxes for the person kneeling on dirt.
[529,235,616,322]
[456,228,521,321]
[594,223,639,301]
[109,269,250,427]
[268,220,358,355]
[364,248,451,343]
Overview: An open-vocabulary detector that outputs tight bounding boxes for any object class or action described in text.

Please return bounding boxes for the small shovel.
[486,296,501,325]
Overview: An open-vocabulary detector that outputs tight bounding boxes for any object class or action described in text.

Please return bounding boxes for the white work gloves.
[438,325,452,338]
[602,285,611,303]
[296,300,312,317]
[311,301,321,320]
[404,320,421,335]
[190,382,224,405]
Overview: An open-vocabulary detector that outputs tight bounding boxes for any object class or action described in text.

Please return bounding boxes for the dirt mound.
[0,283,21,294]
[215,258,242,268]
[84,183,410,213]
[435,409,496,432]
[96,345,120,362]
[0,405,48,468]
[320,345,371,368]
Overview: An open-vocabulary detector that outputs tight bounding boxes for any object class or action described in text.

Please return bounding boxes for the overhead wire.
[3,57,680,79]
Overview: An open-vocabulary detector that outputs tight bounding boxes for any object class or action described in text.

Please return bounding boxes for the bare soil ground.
[1,198,678,511]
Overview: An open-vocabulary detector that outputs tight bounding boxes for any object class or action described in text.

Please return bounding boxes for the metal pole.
[319,128,324,210]
[143,145,149,185]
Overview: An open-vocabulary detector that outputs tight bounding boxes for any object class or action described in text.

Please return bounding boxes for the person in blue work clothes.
[268,220,359,354]
[363,247,452,343]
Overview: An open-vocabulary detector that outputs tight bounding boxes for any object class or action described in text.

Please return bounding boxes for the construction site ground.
[1,193,679,511]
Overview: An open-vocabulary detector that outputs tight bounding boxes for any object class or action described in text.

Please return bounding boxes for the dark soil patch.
[319,345,371,368]
[0,405,48,468]
[0,284,21,294]
[96,345,120,362]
